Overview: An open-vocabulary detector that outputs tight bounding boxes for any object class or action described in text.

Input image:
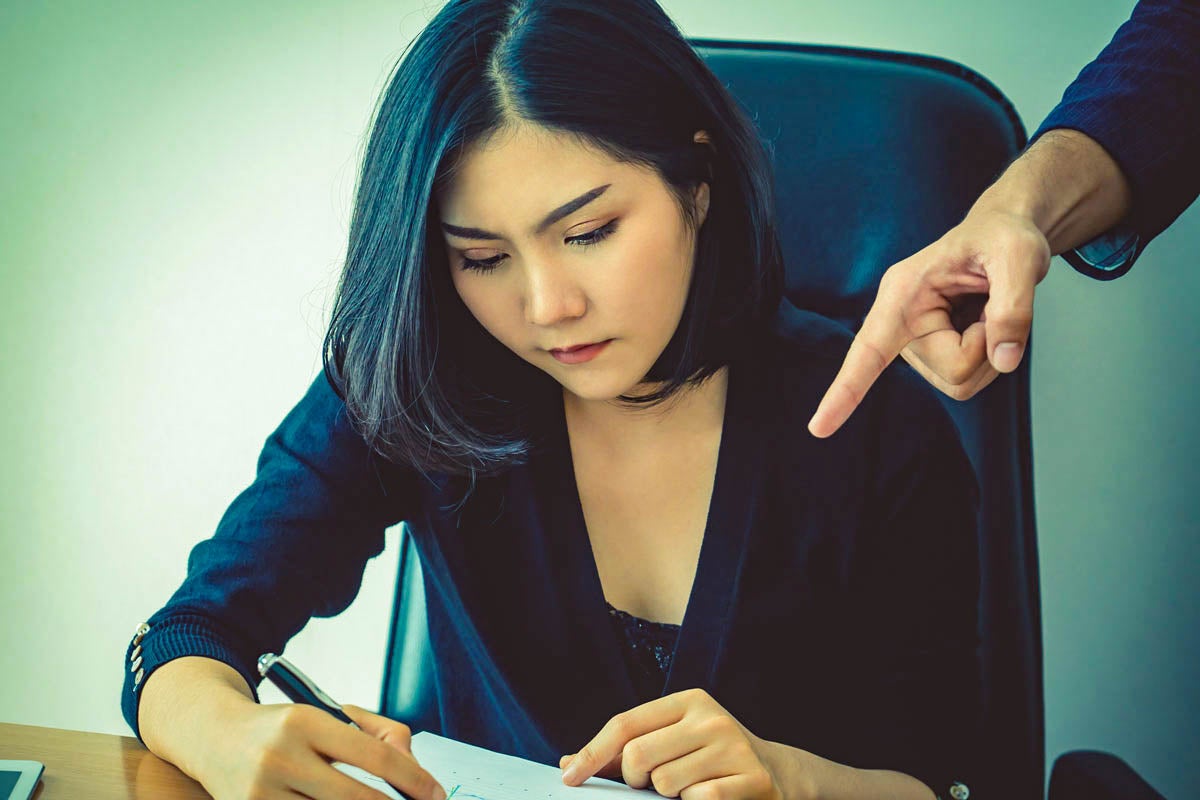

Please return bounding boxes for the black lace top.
[606,602,681,704]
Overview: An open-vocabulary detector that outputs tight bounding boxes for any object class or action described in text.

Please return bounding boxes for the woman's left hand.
[560,688,800,800]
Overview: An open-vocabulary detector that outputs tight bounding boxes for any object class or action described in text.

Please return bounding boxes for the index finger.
[562,697,685,787]
[807,296,911,438]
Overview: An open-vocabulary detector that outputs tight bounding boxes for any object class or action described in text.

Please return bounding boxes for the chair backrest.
[383,40,1041,800]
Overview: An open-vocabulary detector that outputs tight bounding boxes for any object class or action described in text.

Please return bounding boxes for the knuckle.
[729,738,754,761]
[856,338,891,378]
[610,713,635,739]
[695,713,731,740]
[945,357,976,385]
[383,721,414,751]
[277,704,313,735]
[748,768,774,795]
[839,380,865,409]
[1012,225,1050,260]
[650,766,679,798]
[883,261,924,298]
[877,267,904,295]
[990,302,1033,328]
[622,740,648,772]
[712,713,739,735]
[685,782,719,800]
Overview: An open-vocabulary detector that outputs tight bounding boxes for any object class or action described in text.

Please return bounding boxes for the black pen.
[257,652,357,726]
[257,652,416,800]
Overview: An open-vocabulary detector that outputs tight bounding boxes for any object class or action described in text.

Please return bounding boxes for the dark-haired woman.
[123,2,982,799]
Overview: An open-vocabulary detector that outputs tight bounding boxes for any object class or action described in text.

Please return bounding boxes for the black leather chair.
[1050,752,1167,800]
[382,41,1041,800]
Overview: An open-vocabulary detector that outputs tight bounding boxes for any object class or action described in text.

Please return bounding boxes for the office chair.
[382,41,1041,800]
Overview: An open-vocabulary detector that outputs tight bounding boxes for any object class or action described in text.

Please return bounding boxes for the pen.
[257,652,357,727]
[257,652,414,800]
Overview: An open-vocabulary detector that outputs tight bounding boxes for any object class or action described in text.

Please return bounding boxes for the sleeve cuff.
[120,616,263,744]
[1060,223,1142,281]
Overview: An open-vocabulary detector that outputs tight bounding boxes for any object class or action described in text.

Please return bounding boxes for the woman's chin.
[559,380,630,403]
[554,370,647,404]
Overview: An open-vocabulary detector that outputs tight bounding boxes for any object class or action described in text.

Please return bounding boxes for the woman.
[123,1,982,799]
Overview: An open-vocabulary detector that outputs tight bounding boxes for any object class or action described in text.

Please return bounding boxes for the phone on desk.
[0,761,43,800]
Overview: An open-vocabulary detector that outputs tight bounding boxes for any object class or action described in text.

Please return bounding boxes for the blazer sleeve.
[119,373,419,741]
[1030,0,1200,279]
[840,373,983,799]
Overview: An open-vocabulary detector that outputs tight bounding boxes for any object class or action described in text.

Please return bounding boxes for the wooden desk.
[0,723,209,799]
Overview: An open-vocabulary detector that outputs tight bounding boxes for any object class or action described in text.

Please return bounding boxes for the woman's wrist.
[755,738,821,800]
[757,738,937,800]
[969,127,1132,256]
[138,656,257,782]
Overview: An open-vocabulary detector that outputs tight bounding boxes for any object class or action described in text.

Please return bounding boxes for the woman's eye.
[458,219,617,273]
[566,219,618,247]
[460,253,506,273]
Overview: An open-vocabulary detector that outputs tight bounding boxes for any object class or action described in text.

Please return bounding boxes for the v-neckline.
[550,359,764,705]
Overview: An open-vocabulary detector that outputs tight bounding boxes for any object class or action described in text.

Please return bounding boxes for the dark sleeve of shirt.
[1030,0,1200,279]
[840,371,983,797]
[119,374,416,741]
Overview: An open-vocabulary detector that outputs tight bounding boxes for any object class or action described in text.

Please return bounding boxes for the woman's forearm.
[762,739,936,800]
[137,655,257,780]
[970,127,1132,256]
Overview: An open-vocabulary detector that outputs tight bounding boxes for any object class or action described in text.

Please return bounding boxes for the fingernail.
[434,785,447,800]
[562,761,581,784]
[993,342,1023,372]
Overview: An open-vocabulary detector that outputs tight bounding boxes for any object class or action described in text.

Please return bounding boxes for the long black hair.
[324,0,783,478]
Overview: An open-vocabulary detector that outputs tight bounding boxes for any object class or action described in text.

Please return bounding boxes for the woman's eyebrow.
[441,184,612,240]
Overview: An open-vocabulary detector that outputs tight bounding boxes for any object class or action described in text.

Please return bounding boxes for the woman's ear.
[693,181,711,227]
[692,129,713,226]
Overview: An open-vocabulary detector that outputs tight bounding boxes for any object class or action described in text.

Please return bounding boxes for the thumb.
[982,257,1036,373]
[981,228,1046,373]
[342,703,413,753]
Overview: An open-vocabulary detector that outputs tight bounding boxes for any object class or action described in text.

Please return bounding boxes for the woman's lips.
[549,339,613,364]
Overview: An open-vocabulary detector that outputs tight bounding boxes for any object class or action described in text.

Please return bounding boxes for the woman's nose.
[523,259,586,327]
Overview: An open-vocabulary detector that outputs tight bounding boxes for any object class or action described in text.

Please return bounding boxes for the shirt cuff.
[1060,223,1142,281]
[120,616,263,744]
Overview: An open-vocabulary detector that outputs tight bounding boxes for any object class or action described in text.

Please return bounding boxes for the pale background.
[1,1,1196,797]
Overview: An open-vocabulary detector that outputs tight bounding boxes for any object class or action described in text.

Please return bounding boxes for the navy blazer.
[1033,0,1200,279]
[122,303,982,798]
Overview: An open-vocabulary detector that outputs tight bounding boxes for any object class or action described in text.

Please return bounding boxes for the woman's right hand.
[197,698,446,800]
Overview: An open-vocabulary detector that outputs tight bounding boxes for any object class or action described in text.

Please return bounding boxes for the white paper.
[412,732,646,800]
[333,733,645,800]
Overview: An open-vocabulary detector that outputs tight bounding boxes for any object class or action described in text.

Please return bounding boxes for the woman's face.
[436,123,709,402]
